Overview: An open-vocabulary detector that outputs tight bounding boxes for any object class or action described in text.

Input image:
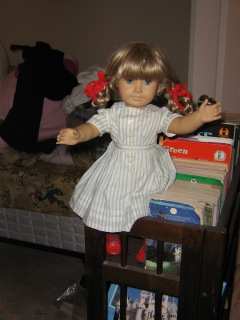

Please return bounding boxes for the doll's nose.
[133,81,143,92]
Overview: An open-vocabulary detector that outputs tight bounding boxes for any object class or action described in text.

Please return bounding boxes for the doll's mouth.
[131,96,143,100]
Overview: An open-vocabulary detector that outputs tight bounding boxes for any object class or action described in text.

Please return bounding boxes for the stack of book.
[153,119,240,227]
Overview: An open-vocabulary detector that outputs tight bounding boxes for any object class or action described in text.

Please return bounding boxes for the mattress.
[0,148,92,216]
[0,207,85,253]
[0,147,94,254]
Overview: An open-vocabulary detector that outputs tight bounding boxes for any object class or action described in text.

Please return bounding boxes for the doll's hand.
[56,128,81,145]
[197,99,222,124]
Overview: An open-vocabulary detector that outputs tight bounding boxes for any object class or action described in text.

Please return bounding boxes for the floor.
[0,233,239,320]
[0,240,87,320]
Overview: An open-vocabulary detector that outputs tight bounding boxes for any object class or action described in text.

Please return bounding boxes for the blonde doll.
[57,42,221,256]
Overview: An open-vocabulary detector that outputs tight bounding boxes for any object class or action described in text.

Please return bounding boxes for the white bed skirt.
[0,207,85,253]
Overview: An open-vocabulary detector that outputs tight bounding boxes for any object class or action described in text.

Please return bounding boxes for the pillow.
[0,39,9,89]
[0,70,67,148]
[0,47,78,151]
[38,144,75,165]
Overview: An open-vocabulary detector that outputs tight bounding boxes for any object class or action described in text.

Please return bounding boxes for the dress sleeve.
[158,107,182,137]
[86,108,110,136]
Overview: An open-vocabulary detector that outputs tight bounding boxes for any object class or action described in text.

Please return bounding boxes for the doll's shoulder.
[148,104,172,115]
[96,101,124,119]
[105,101,126,115]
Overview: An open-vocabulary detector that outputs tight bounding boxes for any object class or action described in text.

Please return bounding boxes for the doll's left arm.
[168,99,221,135]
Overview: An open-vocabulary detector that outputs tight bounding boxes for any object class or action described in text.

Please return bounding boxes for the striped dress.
[70,102,180,232]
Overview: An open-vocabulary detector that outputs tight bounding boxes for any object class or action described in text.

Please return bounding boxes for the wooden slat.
[218,162,240,228]
[103,261,179,296]
[177,224,205,320]
[85,226,107,320]
[197,228,227,320]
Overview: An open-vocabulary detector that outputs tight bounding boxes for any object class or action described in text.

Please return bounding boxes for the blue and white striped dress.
[70,102,180,232]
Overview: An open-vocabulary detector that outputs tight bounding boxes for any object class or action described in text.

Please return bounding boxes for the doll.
[57,42,221,256]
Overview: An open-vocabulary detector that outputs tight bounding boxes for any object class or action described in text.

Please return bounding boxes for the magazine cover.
[149,199,201,225]
[153,190,218,226]
[162,138,233,170]
[193,121,238,142]
[145,239,182,276]
[108,283,178,320]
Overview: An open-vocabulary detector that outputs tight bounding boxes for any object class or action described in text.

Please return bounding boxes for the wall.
[0,0,191,83]
[219,0,240,114]
[188,0,240,113]
[1,0,238,114]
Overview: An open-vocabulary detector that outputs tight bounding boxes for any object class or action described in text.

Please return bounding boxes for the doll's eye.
[144,80,152,85]
[126,80,133,84]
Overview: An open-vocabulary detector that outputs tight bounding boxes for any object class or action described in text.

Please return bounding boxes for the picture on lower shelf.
[108,283,178,320]
[145,239,182,276]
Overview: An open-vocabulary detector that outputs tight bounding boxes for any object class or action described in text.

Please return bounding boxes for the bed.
[0,39,108,254]
[0,147,90,253]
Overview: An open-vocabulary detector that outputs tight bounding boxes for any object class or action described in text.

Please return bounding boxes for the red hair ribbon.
[84,71,108,102]
[166,83,193,110]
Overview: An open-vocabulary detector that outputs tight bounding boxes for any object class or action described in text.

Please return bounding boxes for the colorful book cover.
[145,239,182,276]
[108,284,120,320]
[151,191,215,226]
[149,199,201,225]
[108,283,178,320]
[188,119,240,166]
[193,121,239,144]
[144,239,180,318]
[162,138,233,170]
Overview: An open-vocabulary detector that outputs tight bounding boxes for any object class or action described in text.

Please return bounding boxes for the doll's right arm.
[56,123,101,145]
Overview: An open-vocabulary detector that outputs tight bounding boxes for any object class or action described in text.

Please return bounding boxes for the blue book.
[149,199,201,225]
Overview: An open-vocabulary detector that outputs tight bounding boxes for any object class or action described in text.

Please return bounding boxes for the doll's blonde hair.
[94,41,193,114]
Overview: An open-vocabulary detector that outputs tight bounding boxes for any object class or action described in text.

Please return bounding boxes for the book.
[193,121,240,156]
[193,121,237,140]
[162,138,233,171]
[151,186,219,224]
[108,283,178,320]
[176,135,233,145]
[145,238,182,276]
[159,117,240,164]
[149,198,201,225]
[176,172,225,207]
[150,169,223,226]
[143,239,180,318]
[172,157,229,173]
[174,159,229,193]
[163,179,222,226]
[176,170,225,191]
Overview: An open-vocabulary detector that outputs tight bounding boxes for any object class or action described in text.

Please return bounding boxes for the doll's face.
[117,78,159,109]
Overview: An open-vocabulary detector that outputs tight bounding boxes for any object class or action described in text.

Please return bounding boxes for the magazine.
[108,283,178,320]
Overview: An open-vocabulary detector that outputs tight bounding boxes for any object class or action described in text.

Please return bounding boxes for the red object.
[166,83,193,110]
[162,137,233,170]
[84,71,108,102]
[136,239,146,262]
[106,233,121,255]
